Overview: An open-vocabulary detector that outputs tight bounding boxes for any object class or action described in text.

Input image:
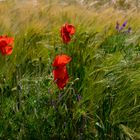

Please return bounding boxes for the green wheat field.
[0,0,140,139]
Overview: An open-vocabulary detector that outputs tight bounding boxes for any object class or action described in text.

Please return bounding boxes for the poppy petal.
[0,35,14,56]
[56,73,69,89]
[53,66,67,80]
[60,23,75,44]
[52,54,71,67]
[0,46,13,55]
[62,34,71,44]
[6,37,14,45]
[53,67,69,89]
[65,24,75,35]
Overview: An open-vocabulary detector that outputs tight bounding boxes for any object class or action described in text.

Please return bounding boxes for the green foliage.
[0,0,140,140]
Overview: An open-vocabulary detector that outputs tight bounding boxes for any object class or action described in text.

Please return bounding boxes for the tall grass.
[0,0,140,139]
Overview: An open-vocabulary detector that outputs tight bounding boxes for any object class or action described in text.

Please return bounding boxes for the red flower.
[0,36,14,56]
[53,66,69,89]
[52,54,71,67]
[60,23,75,44]
[52,54,71,89]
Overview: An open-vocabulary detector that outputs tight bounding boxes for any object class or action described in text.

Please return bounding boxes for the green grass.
[0,0,140,139]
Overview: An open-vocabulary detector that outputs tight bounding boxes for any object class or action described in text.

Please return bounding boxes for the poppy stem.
[16,65,22,112]
[1,57,6,104]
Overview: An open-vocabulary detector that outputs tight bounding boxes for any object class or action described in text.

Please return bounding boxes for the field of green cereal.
[0,0,140,139]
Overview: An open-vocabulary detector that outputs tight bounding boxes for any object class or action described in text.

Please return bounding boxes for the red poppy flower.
[53,66,69,89]
[60,23,75,44]
[52,54,71,89]
[0,36,14,56]
[52,54,71,67]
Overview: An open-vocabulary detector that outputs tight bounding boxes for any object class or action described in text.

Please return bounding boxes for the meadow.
[0,0,140,139]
